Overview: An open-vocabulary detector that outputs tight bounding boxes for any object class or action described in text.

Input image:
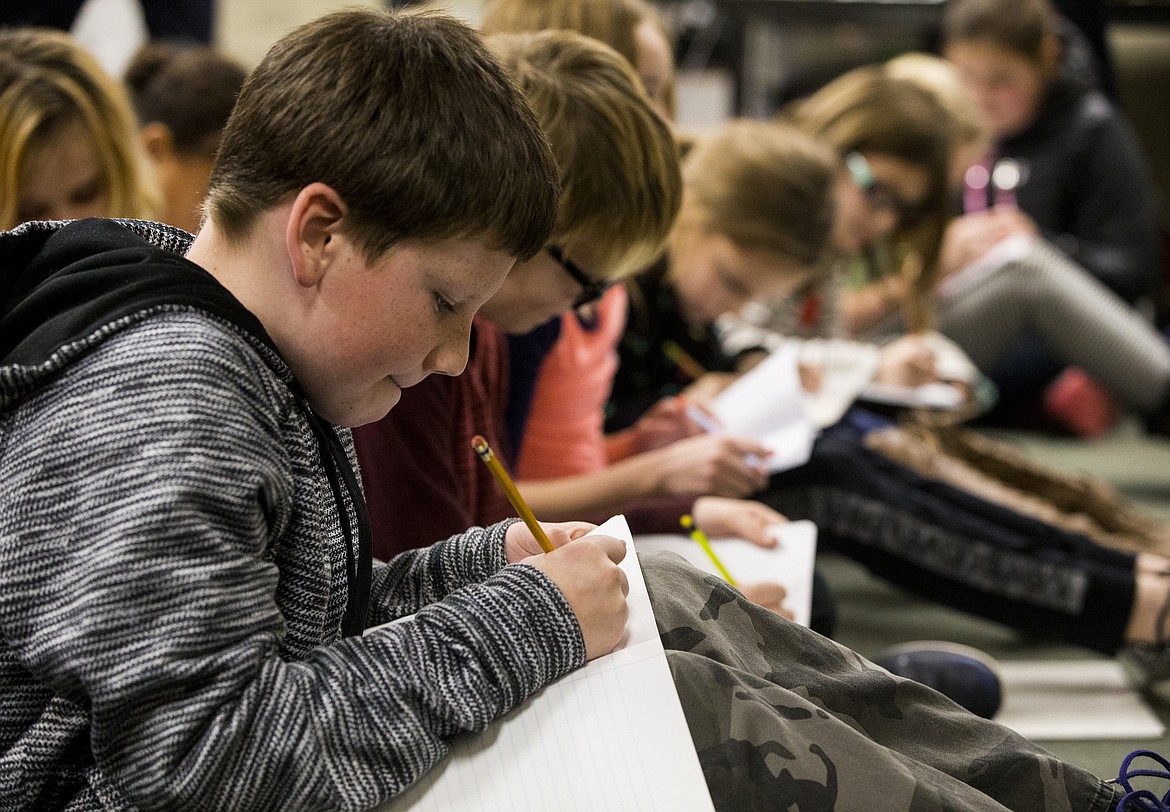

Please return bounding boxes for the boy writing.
[0,11,627,809]
[0,9,1128,811]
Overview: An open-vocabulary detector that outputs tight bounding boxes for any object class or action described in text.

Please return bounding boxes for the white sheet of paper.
[800,343,879,429]
[634,521,818,628]
[709,345,816,472]
[938,233,1035,300]
[994,659,1165,741]
[858,381,966,410]
[377,516,714,812]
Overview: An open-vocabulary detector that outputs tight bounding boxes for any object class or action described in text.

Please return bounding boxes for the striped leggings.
[938,238,1170,413]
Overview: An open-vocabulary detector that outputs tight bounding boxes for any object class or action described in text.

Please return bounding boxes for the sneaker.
[1042,367,1118,439]
[874,641,1003,719]
[1109,749,1170,810]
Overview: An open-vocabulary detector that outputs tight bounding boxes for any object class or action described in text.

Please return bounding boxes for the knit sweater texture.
[0,219,585,811]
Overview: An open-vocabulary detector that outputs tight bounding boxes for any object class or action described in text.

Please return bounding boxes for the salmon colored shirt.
[517,286,628,479]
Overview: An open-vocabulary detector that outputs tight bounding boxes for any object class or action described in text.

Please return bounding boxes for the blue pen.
[684,400,722,434]
[684,400,765,470]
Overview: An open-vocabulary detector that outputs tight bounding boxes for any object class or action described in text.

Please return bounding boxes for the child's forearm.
[368,519,517,622]
[519,453,670,522]
[604,428,639,463]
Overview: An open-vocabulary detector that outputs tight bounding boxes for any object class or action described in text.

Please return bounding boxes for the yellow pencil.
[680,514,737,586]
[472,435,555,554]
[663,340,707,382]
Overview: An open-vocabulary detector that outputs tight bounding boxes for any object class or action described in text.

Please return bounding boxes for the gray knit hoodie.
[0,219,585,811]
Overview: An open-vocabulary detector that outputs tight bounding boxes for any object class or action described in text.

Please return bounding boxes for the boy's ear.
[139,122,175,162]
[286,183,348,289]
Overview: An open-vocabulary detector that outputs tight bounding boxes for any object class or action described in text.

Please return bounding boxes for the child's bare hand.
[798,361,824,393]
[504,521,595,563]
[739,582,793,619]
[691,496,787,547]
[876,336,938,387]
[651,434,770,498]
[940,210,1035,277]
[527,535,629,660]
[682,371,737,404]
[627,396,707,454]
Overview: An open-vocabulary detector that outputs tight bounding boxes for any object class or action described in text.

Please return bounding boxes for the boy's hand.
[526,535,630,661]
[504,521,595,563]
[691,496,787,548]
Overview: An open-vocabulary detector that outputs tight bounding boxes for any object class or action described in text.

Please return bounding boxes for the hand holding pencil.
[473,435,630,660]
[680,512,793,619]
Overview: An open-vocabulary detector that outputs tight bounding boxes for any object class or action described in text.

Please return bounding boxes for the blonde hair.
[885,52,986,151]
[486,30,682,281]
[792,66,954,330]
[681,118,838,273]
[481,0,676,119]
[0,28,158,230]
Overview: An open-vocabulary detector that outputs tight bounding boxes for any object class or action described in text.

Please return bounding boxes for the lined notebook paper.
[634,520,818,627]
[378,516,715,812]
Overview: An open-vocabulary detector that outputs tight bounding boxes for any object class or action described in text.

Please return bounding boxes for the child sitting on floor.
[0,10,1137,811]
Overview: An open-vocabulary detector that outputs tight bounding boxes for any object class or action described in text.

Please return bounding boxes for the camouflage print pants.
[641,552,1120,812]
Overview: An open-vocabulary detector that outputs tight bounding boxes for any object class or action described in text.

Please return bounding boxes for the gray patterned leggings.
[642,553,1119,811]
[939,239,1170,413]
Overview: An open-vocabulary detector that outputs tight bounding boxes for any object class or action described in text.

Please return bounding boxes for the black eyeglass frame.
[546,245,613,309]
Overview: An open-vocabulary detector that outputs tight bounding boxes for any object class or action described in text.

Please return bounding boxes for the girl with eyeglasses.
[724,61,1170,438]
[595,99,1170,687]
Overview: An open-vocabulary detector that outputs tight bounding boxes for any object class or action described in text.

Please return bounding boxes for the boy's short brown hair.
[206,9,558,262]
[481,0,676,121]
[486,30,681,281]
[125,43,247,158]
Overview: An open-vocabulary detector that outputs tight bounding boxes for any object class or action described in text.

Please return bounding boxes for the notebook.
[634,520,818,628]
[708,345,817,473]
[377,516,715,811]
[858,381,966,411]
[937,233,1035,300]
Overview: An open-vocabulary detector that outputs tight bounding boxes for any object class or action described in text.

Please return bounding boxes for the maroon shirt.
[354,317,514,561]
